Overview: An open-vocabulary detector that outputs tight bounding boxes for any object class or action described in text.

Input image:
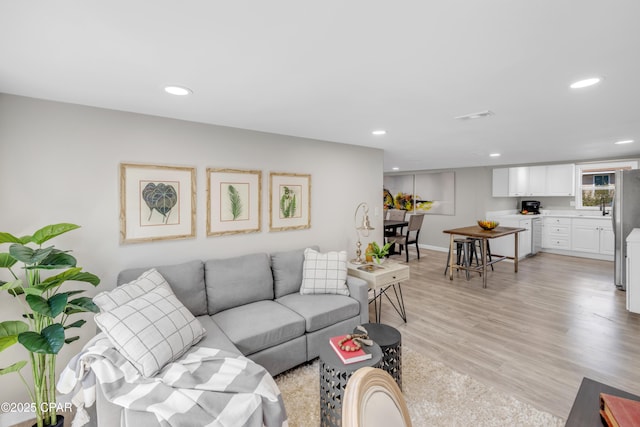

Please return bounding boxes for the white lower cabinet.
[571,218,614,256]
[543,217,571,250]
[488,218,531,259]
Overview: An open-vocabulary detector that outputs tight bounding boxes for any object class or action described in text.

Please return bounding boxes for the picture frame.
[207,168,262,236]
[269,172,311,231]
[120,163,196,243]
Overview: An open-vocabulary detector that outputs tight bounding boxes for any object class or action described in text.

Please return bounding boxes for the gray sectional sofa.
[94,246,369,426]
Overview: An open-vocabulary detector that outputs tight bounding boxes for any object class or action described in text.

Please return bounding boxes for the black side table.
[356,322,402,390]
[318,342,382,427]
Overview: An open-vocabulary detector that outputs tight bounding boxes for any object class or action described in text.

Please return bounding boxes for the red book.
[329,335,372,365]
[600,393,640,427]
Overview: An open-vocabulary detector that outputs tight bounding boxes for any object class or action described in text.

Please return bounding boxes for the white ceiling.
[2,1,640,172]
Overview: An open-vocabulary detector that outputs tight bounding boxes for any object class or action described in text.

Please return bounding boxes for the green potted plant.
[366,241,392,265]
[0,223,100,427]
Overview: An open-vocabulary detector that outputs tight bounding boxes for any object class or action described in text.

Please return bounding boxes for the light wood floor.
[376,248,640,420]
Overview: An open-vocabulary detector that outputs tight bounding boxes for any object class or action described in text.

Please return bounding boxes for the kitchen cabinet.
[545,164,575,196]
[488,217,531,258]
[508,167,529,196]
[492,163,575,197]
[571,218,614,255]
[543,217,571,250]
[527,166,547,196]
[492,168,509,197]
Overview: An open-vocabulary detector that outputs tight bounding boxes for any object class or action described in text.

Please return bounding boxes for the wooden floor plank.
[374,249,640,419]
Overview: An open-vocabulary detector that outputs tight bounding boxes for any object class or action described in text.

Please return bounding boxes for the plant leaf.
[0,280,24,292]
[18,324,65,354]
[67,297,99,314]
[64,336,80,344]
[0,253,17,268]
[228,184,243,220]
[9,244,54,265]
[34,250,77,270]
[0,321,29,351]
[26,293,68,318]
[30,223,80,245]
[40,269,100,292]
[0,232,23,244]
[0,360,27,376]
[64,319,86,329]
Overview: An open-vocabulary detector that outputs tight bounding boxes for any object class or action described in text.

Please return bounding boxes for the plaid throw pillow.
[94,268,168,312]
[95,284,206,377]
[299,248,349,296]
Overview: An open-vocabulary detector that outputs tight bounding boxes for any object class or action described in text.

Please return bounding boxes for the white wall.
[0,94,383,408]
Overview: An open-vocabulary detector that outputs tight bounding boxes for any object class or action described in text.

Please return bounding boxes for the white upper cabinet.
[527,166,547,196]
[508,167,529,196]
[493,163,575,197]
[492,168,510,197]
[545,164,575,196]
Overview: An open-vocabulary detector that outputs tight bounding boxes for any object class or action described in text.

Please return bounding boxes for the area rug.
[274,348,565,426]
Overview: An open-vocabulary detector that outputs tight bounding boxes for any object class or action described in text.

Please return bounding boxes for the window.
[576,161,638,209]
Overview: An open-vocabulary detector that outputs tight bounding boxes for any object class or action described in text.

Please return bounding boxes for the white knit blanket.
[58,334,288,427]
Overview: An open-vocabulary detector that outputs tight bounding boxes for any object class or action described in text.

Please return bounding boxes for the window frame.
[575,160,638,210]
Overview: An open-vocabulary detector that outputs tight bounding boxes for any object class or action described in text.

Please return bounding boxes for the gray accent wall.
[0,93,383,407]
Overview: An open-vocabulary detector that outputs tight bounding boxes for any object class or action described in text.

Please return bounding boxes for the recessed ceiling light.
[372,130,387,135]
[489,153,501,157]
[570,77,601,89]
[392,167,400,171]
[615,139,634,145]
[455,110,494,120]
[164,85,192,96]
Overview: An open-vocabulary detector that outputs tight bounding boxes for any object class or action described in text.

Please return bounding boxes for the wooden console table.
[347,261,410,322]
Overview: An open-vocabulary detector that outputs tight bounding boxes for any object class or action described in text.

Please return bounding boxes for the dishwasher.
[531,217,542,255]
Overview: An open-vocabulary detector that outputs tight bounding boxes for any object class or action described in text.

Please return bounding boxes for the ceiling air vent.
[455,110,494,120]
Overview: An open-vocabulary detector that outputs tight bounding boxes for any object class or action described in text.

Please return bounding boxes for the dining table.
[442,225,525,288]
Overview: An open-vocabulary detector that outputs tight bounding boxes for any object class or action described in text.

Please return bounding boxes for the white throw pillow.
[94,285,206,377]
[94,268,168,312]
[300,248,350,296]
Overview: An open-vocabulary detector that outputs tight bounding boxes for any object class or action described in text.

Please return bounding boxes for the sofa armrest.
[347,275,369,324]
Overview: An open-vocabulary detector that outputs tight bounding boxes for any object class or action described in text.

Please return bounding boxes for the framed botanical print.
[269,172,311,231]
[120,163,196,243]
[207,168,262,236]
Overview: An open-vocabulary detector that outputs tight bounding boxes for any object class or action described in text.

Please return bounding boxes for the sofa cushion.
[95,268,168,312]
[211,300,305,355]
[271,246,319,298]
[95,285,206,377]
[276,293,359,333]
[299,248,349,296]
[195,315,240,354]
[118,260,207,316]
[205,253,274,315]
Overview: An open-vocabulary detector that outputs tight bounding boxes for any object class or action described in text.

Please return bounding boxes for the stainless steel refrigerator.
[614,169,640,290]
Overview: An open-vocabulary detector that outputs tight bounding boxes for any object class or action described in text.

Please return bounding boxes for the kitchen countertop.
[487,210,612,220]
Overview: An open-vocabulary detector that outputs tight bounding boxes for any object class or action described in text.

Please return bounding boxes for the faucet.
[601,197,610,216]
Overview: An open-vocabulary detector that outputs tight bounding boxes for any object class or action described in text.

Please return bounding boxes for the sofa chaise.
[92,246,369,426]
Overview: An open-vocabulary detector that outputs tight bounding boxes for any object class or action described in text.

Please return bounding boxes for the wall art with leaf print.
[207,168,262,236]
[269,172,311,232]
[120,163,196,243]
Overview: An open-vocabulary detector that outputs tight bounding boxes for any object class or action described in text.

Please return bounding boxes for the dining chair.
[385,209,408,241]
[342,367,412,427]
[387,214,425,262]
[386,209,407,221]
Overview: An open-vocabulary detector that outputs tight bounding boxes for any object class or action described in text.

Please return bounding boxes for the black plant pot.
[32,415,64,427]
